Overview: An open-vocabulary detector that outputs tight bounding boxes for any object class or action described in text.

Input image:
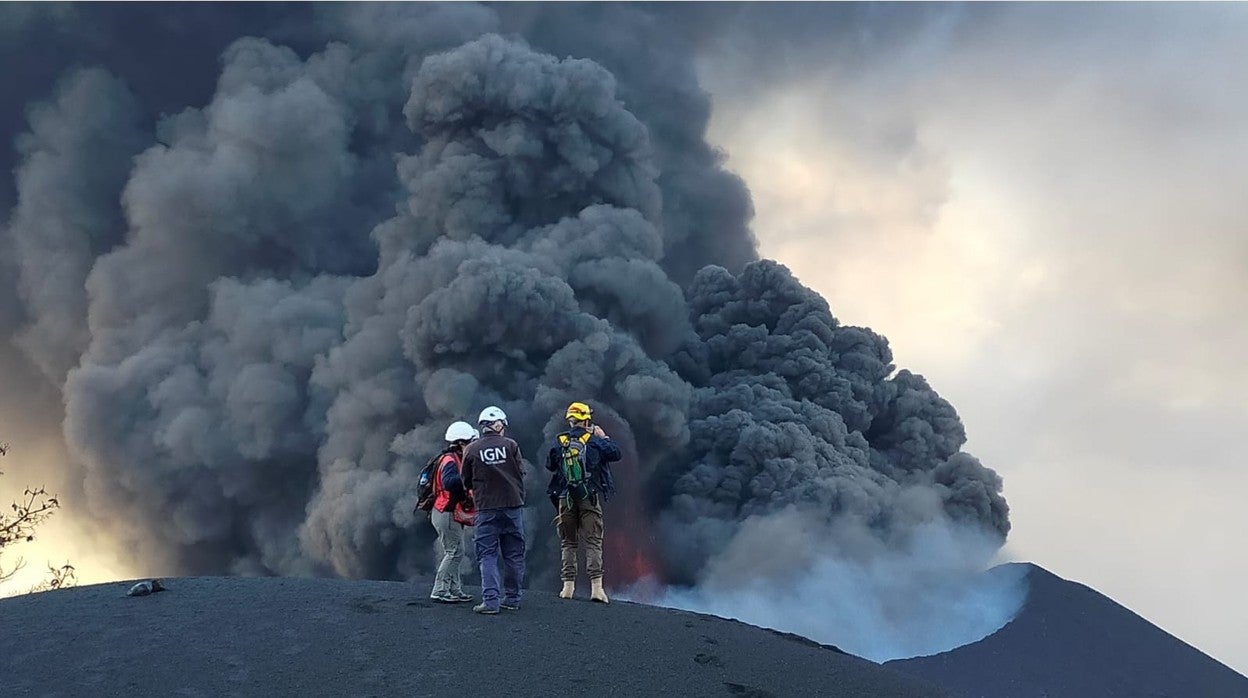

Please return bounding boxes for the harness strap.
[558,431,595,503]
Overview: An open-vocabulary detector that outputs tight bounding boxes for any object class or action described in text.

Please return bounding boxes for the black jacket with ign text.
[461,432,526,510]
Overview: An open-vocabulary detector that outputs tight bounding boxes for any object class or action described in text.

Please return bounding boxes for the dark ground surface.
[0,576,946,698]
[889,563,1248,698]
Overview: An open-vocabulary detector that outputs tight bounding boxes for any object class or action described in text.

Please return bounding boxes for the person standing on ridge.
[429,421,478,604]
[461,406,527,614]
[547,401,620,604]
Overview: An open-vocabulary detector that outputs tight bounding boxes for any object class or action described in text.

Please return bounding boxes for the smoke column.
[0,3,1014,657]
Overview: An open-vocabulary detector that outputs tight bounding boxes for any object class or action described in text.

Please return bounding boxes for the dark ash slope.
[1,576,945,698]
[888,563,1248,698]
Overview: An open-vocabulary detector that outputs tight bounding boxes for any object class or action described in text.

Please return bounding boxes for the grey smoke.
[2,3,1010,657]
[7,68,145,382]
[658,260,1008,581]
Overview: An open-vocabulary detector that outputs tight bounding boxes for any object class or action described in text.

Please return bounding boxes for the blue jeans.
[474,507,526,610]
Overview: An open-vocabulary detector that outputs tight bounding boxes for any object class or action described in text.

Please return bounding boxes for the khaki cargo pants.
[556,493,604,581]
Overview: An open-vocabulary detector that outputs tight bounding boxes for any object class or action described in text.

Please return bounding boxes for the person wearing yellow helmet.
[565,401,593,423]
[546,401,621,603]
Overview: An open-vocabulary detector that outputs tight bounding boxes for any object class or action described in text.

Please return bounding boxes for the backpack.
[415,448,452,513]
[557,431,615,501]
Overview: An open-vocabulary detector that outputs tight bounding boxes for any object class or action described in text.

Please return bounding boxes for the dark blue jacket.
[546,428,621,499]
[439,456,464,496]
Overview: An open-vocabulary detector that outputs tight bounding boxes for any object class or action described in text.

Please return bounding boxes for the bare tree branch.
[1,444,75,591]
[0,555,26,583]
[28,563,76,593]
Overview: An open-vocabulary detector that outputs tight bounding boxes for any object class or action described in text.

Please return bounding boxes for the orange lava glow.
[596,418,665,589]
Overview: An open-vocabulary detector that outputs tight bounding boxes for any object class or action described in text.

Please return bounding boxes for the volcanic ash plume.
[1,4,1012,657]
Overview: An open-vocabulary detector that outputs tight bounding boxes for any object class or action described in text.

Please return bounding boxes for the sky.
[692,3,1248,674]
[0,1,1245,677]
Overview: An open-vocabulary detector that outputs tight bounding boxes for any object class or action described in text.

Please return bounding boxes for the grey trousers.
[431,509,466,596]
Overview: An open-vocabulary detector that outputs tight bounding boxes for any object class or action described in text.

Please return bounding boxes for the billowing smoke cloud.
[7,68,146,383]
[657,259,1008,582]
[1,3,1011,657]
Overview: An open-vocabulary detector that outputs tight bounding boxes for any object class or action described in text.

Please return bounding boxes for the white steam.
[627,509,1027,661]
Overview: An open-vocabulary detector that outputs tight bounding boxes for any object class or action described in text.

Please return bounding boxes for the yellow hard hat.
[565,401,593,422]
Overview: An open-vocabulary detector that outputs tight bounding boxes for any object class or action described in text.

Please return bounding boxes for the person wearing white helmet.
[460,405,527,614]
[429,420,478,603]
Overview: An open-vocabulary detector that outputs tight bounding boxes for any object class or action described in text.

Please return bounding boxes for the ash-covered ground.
[0,575,945,698]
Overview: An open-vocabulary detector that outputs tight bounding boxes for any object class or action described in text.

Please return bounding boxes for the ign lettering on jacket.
[481,447,509,465]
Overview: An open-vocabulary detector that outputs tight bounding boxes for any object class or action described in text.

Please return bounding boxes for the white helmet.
[444,421,477,443]
[477,406,508,426]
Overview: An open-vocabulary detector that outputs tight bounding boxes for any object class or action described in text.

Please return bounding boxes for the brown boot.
[560,581,575,599]
[590,577,609,604]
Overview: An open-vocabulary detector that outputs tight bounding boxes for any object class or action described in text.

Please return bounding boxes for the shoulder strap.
[557,431,593,447]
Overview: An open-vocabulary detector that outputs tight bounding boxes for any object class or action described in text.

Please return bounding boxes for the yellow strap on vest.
[558,432,592,447]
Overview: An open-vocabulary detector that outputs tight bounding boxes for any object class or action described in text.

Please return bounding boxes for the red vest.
[433,452,461,513]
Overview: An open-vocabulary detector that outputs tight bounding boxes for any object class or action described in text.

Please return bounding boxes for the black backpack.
[415,449,452,513]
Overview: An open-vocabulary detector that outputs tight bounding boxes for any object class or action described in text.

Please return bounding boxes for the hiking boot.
[430,591,459,604]
[590,578,609,604]
[559,581,575,599]
[473,603,500,615]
